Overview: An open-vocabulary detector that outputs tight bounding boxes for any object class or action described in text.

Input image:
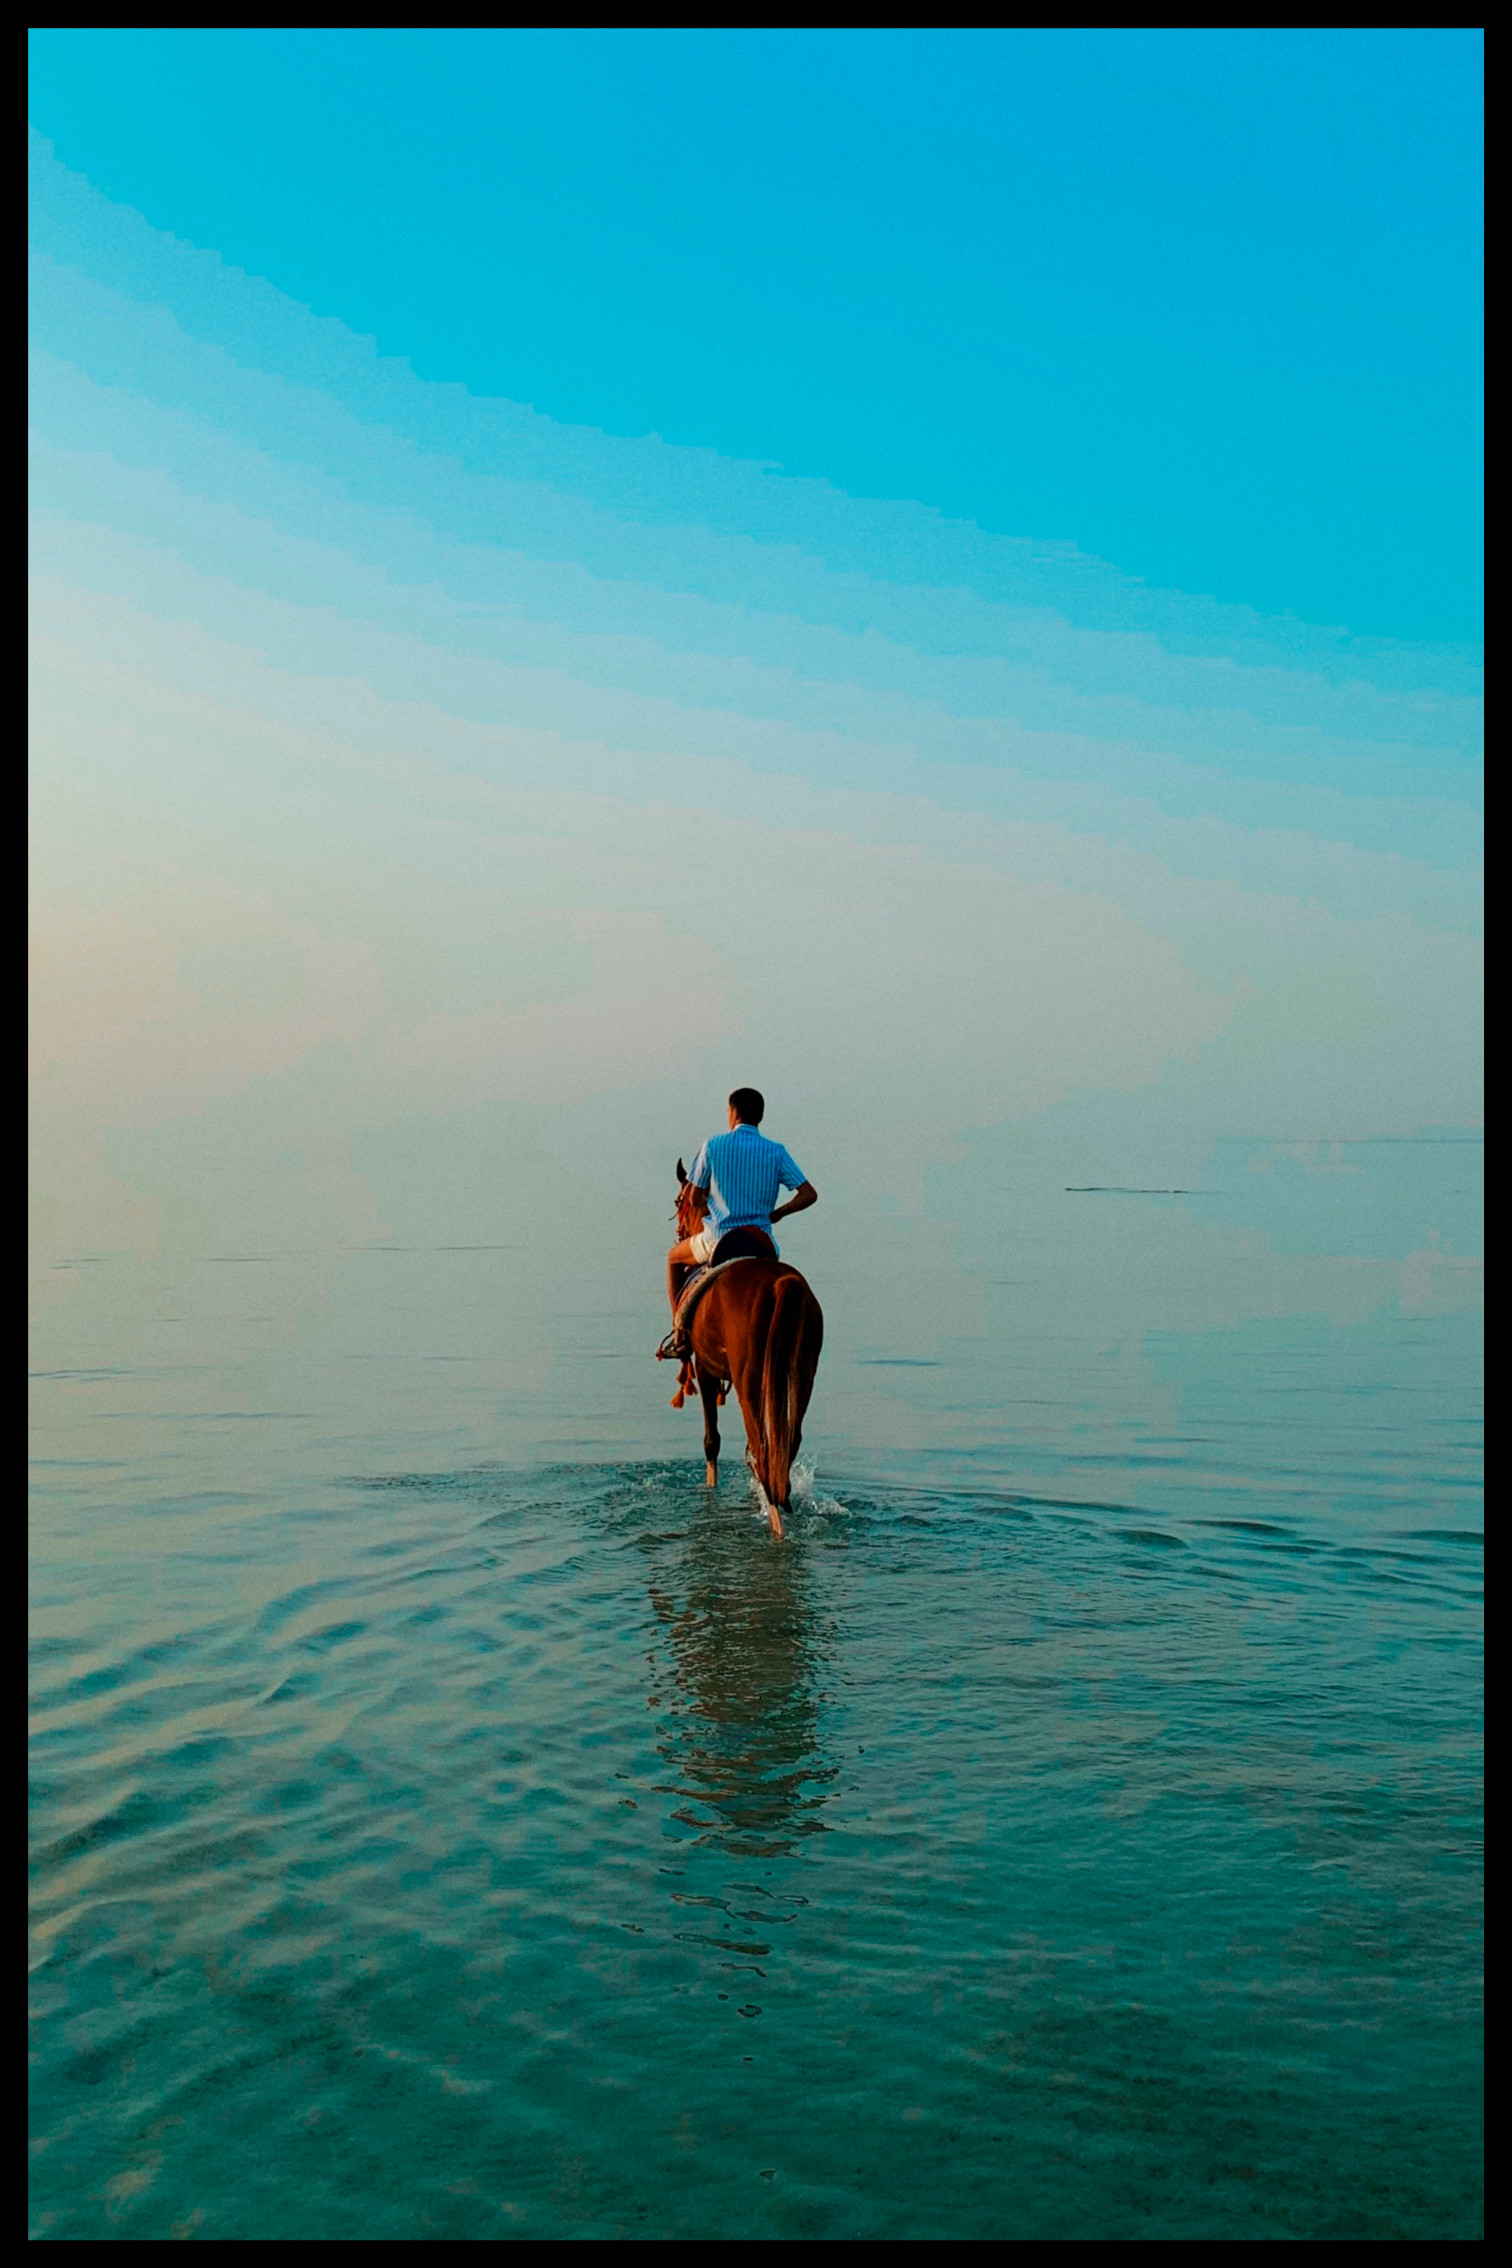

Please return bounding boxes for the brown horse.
[666,1163,824,1538]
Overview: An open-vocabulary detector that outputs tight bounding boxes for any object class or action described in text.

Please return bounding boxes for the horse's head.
[674,1157,708,1239]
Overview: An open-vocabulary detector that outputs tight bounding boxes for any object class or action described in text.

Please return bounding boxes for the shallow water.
[30,1137,1482,2239]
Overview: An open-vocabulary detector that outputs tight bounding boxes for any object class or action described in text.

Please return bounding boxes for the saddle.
[704,1226,777,1266]
[656,1227,778,1405]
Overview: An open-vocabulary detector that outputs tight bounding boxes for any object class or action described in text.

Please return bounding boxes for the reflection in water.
[644,1505,836,1863]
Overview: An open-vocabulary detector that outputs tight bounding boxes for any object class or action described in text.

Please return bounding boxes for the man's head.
[727,1086,765,1127]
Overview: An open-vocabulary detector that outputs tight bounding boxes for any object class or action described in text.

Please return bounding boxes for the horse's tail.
[760,1273,817,1509]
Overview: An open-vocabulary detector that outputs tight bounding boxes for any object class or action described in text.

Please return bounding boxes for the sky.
[28,31,1482,1277]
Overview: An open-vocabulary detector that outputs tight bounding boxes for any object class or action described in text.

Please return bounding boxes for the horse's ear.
[676,1158,687,1185]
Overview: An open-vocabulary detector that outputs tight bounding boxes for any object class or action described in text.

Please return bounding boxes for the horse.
[665,1161,824,1539]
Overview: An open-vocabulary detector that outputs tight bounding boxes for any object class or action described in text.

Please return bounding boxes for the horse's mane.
[674,1159,708,1240]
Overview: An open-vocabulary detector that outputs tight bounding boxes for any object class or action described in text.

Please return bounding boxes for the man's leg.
[667,1239,698,1316]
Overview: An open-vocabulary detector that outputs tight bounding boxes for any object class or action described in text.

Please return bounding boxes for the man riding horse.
[666,1087,818,1318]
[660,1088,823,1536]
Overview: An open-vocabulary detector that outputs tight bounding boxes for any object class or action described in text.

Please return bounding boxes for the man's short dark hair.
[729,1087,765,1124]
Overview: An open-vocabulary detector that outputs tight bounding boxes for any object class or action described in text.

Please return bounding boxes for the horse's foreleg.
[699,1370,722,1486]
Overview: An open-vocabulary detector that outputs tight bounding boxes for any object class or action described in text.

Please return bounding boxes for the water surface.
[30,1136,1483,2239]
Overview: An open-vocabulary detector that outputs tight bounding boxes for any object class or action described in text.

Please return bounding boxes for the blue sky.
[28,35,1481,1275]
[29,28,1481,642]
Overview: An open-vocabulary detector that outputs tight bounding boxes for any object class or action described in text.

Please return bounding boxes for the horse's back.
[696,1258,821,1368]
[709,1255,817,1314]
[693,1251,816,1333]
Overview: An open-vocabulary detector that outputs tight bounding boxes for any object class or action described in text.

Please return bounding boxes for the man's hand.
[771,1181,818,1223]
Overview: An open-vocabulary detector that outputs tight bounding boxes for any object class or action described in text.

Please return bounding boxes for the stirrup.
[655,1328,688,1364]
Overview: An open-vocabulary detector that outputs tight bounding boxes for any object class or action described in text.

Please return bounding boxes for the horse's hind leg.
[699,1371,722,1487]
[734,1385,785,1537]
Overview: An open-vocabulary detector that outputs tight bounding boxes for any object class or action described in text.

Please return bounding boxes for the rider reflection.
[644,1513,836,1862]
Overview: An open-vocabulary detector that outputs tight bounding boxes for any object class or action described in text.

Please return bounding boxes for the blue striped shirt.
[688,1124,807,1254]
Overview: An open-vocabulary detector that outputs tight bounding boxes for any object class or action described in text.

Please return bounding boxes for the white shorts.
[689,1224,778,1264]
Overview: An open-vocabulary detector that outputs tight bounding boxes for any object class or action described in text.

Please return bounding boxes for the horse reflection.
[645,1511,835,1861]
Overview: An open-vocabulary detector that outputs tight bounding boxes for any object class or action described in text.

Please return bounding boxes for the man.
[666,1087,818,1318]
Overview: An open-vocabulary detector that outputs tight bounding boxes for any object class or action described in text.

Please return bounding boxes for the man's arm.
[771,1181,817,1223]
